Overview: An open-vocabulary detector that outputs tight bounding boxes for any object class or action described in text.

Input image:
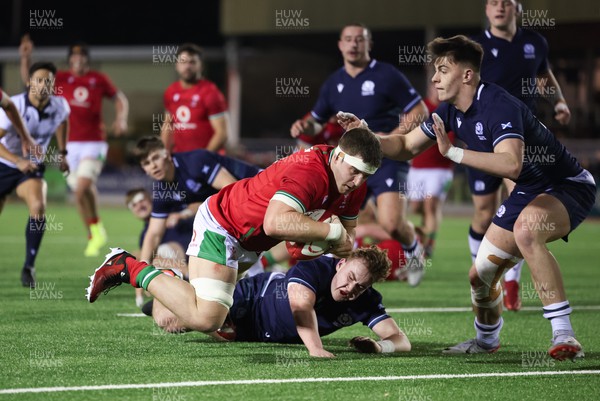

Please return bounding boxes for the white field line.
[1,370,599,395]
[116,305,600,318]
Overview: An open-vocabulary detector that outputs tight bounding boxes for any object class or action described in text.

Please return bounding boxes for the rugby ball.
[285,210,337,261]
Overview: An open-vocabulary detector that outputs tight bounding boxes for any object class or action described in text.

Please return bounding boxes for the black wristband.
[59,150,68,155]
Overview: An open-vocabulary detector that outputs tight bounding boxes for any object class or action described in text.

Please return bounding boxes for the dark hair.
[338,127,382,169]
[427,35,483,72]
[348,246,392,282]
[340,23,372,42]
[176,43,203,58]
[68,43,90,58]
[132,136,165,162]
[28,61,56,78]
[125,188,149,206]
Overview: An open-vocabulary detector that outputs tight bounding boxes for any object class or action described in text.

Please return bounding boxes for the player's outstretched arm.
[112,91,129,136]
[19,34,33,87]
[349,318,411,353]
[55,119,69,174]
[536,69,570,125]
[288,283,335,358]
[160,111,174,152]
[290,115,322,138]
[431,113,523,180]
[206,114,228,152]
[395,100,429,136]
[0,91,37,158]
[140,217,168,263]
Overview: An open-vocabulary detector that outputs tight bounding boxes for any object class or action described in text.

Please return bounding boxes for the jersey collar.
[24,92,52,120]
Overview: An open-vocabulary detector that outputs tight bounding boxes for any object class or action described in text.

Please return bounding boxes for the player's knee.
[189,277,234,332]
[29,202,45,217]
[472,238,522,308]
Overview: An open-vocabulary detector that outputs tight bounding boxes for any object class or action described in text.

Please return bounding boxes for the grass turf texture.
[0,203,598,401]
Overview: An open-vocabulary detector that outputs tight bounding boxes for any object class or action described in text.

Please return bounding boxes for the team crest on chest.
[475,122,486,140]
[523,43,535,59]
[361,80,375,96]
[337,84,344,93]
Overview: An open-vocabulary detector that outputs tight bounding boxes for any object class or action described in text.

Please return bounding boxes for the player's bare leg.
[513,194,582,361]
[421,195,442,257]
[76,175,107,257]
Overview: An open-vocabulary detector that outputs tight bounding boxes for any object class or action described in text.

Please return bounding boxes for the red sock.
[126,257,151,287]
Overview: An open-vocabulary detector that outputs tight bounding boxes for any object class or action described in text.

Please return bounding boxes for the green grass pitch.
[0,202,598,401]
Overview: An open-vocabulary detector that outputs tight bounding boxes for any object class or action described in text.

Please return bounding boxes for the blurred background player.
[0,88,37,158]
[290,23,429,285]
[20,35,129,258]
[406,83,455,258]
[126,188,193,307]
[219,247,410,357]
[161,43,229,154]
[130,136,261,306]
[0,62,70,287]
[469,0,572,310]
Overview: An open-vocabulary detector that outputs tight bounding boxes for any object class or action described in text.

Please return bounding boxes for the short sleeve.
[205,84,228,119]
[387,68,422,114]
[311,78,335,123]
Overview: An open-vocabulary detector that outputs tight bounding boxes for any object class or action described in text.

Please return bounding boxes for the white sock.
[402,238,418,255]
[474,317,503,349]
[504,260,524,282]
[543,301,574,338]
[468,226,484,263]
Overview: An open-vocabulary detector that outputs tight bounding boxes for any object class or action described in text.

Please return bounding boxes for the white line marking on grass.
[1,370,599,394]
[386,305,600,313]
[117,306,600,318]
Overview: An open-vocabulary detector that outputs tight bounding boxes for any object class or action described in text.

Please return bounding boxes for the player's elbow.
[263,214,282,238]
[506,161,522,181]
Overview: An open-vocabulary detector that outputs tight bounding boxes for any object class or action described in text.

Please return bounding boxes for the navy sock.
[25,216,46,267]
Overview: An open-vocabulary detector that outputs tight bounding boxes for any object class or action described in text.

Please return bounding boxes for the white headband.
[333,146,378,175]
[127,192,146,210]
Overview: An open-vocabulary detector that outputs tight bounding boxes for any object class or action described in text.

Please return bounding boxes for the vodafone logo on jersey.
[175,105,191,122]
[174,105,196,130]
[72,86,90,106]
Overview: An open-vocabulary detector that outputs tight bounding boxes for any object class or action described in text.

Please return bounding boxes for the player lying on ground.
[142,247,411,357]
[337,35,596,362]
